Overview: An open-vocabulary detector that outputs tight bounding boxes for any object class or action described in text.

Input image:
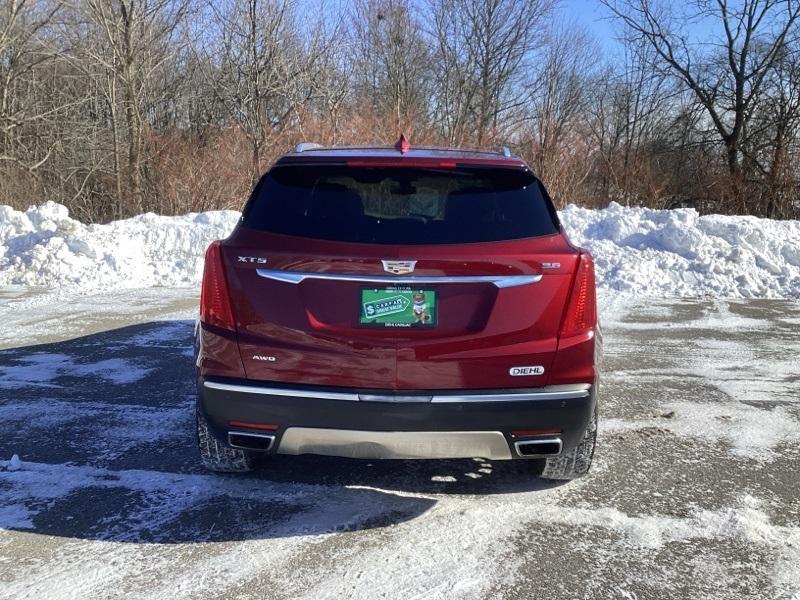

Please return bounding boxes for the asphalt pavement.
[0,290,798,599]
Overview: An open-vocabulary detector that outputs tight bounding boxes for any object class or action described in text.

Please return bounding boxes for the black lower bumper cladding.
[198,376,596,460]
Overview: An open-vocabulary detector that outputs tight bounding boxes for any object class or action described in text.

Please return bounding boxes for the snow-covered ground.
[1,201,800,598]
[1,292,799,599]
[1,201,799,298]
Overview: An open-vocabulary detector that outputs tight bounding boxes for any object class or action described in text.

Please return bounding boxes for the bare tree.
[586,37,676,206]
[601,0,800,204]
[2,0,799,221]
[429,0,553,146]
[308,22,349,144]
[350,0,431,134]
[0,0,63,177]
[746,39,800,216]
[522,22,598,201]
[75,0,189,215]
[199,0,331,183]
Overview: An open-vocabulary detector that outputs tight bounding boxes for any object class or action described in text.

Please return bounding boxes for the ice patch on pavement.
[524,494,794,550]
[523,495,800,599]
[603,400,800,462]
[0,353,71,387]
[70,358,153,385]
[0,399,191,462]
[0,504,32,529]
[2,201,800,298]
[664,401,800,461]
[0,353,153,388]
[127,320,194,347]
[608,299,775,332]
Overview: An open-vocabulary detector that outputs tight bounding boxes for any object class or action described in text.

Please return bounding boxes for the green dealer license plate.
[360,287,437,327]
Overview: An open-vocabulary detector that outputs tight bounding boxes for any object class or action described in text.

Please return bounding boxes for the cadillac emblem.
[381,260,417,275]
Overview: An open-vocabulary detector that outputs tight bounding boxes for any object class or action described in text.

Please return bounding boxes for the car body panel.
[222,228,582,390]
[195,143,600,462]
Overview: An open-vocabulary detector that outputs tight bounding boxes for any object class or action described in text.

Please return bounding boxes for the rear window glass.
[242,165,559,244]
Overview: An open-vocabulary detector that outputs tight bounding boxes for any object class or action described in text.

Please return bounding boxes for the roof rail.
[294,142,323,153]
[498,146,512,157]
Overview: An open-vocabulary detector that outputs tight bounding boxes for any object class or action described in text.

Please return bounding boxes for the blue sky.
[561,0,724,55]
[317,0,724,56]
[560,0,621,51]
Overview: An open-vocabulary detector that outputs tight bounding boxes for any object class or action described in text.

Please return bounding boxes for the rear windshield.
[242,165,559,244]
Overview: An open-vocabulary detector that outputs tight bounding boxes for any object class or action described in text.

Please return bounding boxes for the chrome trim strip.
[430,384,591,403]
[278,428,513,460]
[358,394,433,403]
[204,380,359,401]
[256,268,541,288]
[204,381,591,403]
[513,437,563,458]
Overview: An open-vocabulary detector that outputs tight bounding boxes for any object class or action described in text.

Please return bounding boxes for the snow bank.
[1,201,799,298]
[0,201,240,288]
[561,202,800,298]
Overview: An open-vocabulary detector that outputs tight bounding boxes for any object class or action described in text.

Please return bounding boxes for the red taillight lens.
[227,420,278,431]
[560,252,597,337]
[200,241,236,330]
[510,428,562,438]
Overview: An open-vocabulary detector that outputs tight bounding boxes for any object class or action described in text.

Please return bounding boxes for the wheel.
[540,410,597,481]
[196,406,253,473]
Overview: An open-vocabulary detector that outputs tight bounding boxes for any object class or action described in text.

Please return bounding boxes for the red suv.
[195,140,599,480]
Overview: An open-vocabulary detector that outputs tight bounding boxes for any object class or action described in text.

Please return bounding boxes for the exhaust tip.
[228,431,275,452]
[514,437,562,458]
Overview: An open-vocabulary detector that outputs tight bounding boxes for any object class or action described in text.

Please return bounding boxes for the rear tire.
[196,407,253,473]
[541,410,597,481]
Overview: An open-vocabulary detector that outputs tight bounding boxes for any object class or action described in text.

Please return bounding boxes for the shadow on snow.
[0,320,561,544]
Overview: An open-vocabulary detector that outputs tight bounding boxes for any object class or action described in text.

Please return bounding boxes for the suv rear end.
[195,143,599,479]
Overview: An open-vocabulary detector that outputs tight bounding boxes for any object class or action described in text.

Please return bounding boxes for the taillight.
[200,241,236,330]
[227,420,278,431]
[560,252,597,337]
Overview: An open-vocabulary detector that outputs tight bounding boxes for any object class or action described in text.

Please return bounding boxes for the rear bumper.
[197,376,597,460]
